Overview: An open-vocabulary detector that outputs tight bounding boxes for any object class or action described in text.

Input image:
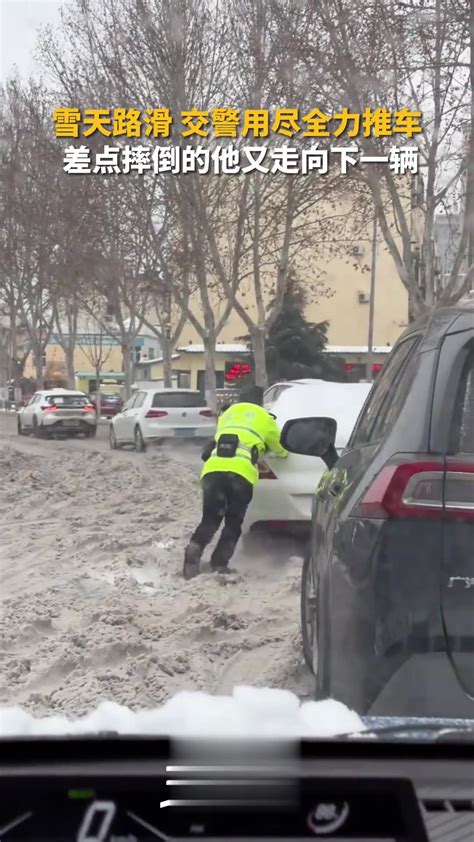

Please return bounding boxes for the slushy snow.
[0,687,364,737]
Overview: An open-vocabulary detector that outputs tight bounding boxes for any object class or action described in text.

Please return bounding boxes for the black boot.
[210,564,238,575]
[183,541,202,579]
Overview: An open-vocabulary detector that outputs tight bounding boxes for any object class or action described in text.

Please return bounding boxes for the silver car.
[17,389,98,438]
[109,388,216,451]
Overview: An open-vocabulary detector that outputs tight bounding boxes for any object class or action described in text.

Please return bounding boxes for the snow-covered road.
[0,416,314,719]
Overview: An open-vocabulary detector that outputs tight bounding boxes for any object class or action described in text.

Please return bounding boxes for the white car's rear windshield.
[45,394,88,407]
[152,392,204,408]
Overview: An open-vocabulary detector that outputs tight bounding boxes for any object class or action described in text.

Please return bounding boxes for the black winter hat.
[239,384,264,406]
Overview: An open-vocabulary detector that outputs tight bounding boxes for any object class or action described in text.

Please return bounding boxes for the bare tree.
[39,0,238,408]
[50,174,103,387]
[38,0,370,396]
[80,302,116,415]
[0,79,66,386]
[279,0,472,318]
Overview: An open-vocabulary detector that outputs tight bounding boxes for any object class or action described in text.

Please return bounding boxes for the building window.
[177,371,191,388]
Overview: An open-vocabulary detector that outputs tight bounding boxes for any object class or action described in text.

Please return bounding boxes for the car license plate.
[174,428,195,437]
[63,420,79,427]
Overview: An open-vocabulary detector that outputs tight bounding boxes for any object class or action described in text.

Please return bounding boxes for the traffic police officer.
[183,384,288,579]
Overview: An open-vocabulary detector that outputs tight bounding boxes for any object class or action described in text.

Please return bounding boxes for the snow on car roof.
[145,388,201,393]
[272,380,373,448]
[37,388,86,395]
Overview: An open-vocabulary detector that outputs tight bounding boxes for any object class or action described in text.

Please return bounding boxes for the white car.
[17,389,97,438]
[109,388,216,451]
[263,378,322,410]
[243,380,373,536]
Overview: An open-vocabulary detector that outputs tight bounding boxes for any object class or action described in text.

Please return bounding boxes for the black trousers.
[190,471,253,567]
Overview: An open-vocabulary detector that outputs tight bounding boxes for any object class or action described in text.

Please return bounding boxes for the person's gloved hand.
[201,439,215,462]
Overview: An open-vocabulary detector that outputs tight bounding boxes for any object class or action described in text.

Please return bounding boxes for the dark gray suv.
[282,295,474,718]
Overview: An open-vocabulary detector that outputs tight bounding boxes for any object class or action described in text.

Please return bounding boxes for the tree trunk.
[95,365,101,422]
[202,335,217,413]
[9,312,19,398]
[162,340,173,388]
[408,292,424,324]
[34,348,44,389]
[65,345,76,389]
[122,343,132,400]
[251,327,268,389]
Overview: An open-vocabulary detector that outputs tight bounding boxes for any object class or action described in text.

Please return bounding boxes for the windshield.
[152,392,205,408]
[44,394,88,407]
[0,0,473,743]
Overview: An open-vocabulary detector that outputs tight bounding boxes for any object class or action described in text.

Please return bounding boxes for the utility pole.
[366,214,378,381]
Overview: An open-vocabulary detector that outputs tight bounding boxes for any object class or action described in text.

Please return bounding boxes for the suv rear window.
[152,392,204,408]
[349,336,421,447]
[450,347,474,454]
[44,394,88,407]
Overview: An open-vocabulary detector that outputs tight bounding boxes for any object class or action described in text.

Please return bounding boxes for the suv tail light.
[351,456,474,521]
[199,409,215,417]
[41,404,57,413]
[83,403,95,413]
[145,409,168,419]
[258,460,277,480]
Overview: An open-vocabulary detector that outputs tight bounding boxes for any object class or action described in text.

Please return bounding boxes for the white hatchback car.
[17,389,97,438]
[263,378,322,410]
[109,388,216,451]
[243,380,373,536]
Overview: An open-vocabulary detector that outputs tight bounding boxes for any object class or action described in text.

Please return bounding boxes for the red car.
[90,392,124,418]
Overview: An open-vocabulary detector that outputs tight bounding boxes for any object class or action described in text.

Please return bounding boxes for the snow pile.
[0,687,364,737]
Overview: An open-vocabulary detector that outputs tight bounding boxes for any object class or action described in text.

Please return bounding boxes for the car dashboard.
[0,737,473,841]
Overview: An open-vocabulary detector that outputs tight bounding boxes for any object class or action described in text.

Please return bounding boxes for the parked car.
[17,389,97,438]
[109,388,216,451]
[281,295,474,718]
[90,392,123,418]
[243,380,372,537]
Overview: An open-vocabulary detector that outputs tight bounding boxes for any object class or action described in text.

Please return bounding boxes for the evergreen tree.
[264,276,346,385]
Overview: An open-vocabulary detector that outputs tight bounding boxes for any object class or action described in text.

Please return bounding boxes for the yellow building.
[22,329,161,392]
[132,342,392,390]
[133,344,251,392]
[175,235,408,352]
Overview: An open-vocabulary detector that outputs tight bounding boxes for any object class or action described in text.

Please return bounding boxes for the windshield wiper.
[337,718,474,742]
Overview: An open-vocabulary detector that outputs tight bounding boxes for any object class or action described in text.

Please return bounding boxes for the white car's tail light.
[145,409,168,419]
[199,409,215,417]
[41,405,57,413]
[258,460,277,479]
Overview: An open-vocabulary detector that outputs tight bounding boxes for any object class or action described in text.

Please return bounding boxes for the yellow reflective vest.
[201,402,288,486]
